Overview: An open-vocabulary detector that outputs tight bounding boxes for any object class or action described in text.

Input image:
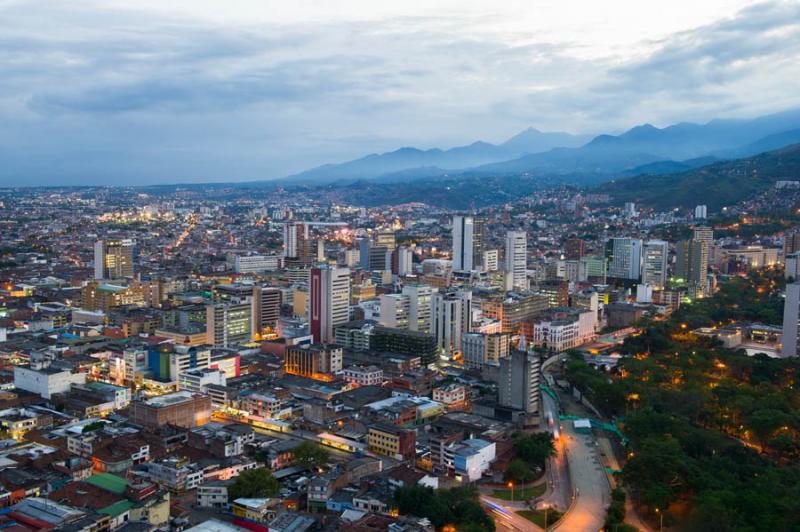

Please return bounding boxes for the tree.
[228,467,280,500]
[504,459,535,483]
[515,432,556,470]
[292,441,330,471]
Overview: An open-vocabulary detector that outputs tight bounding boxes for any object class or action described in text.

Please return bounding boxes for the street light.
[655,508,663,532]
[508,481,514,502]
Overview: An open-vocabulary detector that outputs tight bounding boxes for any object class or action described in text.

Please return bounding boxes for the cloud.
[0,0,798,185]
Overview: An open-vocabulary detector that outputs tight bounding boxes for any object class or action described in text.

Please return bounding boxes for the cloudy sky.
[1,0,799,186]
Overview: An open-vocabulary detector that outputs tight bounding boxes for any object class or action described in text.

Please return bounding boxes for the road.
[551,396,612,532]
[481,495,542,531]
[541,391,572,512]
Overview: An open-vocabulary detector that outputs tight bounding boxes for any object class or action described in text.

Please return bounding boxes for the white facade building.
[505,231,527,290]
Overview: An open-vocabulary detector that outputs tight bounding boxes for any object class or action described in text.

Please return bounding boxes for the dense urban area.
[0,179,799,532]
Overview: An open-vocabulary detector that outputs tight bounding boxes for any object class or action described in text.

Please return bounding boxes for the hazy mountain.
[279,129,587,184]
[499,127,589,153]
[601,143,800,210]
[275,108,800,185]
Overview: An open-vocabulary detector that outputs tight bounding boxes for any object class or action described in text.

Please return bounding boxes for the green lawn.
[490,483,546,501]
[518,509,563,528]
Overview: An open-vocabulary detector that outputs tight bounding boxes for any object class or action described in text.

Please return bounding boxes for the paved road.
[541,392,572,512]
[480,495,542,531]
[551,397,611,532]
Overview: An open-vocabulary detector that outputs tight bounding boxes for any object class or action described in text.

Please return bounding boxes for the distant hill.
[600,143,800,210]
[280,129,587,185]
[272,108,800,185]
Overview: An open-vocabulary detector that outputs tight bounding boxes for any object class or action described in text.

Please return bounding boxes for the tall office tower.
[675,240,708,297]
[624,202,637,217]
[252,286,282,338]
[564,238,585,260]
[394,245,414,276]
[498,347,541,415]
[692,226,714,265]
[785,230,800,255]
[402,284,433,332]
[310,265,351,344]
[94,239,134,280]
[431,290,472,356]
[283,222,306,258]
[781,283,800,357]
[368,245,390,271]
[694,205,708,219]
[505,231,528,290]
[358,238,371,269]
[379,293,410,329]
[452,216,483,272]
[606,238,643,281]
[642,240,669,289]
[482,249,499,272]
[206,302,252,347]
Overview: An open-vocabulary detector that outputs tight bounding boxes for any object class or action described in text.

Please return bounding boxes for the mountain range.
[275,108,800,186]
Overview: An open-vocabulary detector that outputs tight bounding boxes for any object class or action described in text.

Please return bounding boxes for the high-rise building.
[394,245,414,276]
[498,347,540,415]
[376,230,396,250]
[310,265,351,344]
[252,286,281,338]
[206,302,252,347]
[403,284,433,332]
[482,249,499,272]
[431,290,472,357]
[642,240,669,289]
[379,293,410,329]
[94,239,134,280]
[283,222,306,258]
[694,205,708,219]
[505,231,527,290]
[675,240,707,298]
[781,283,800,357]
[371,326,438,365]
[368,245,390,271]
[578,256,607,283]
[693,226,714,266]
[606,238,642,281]
[452,216,483,272]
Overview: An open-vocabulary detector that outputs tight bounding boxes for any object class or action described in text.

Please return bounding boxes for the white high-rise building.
[403,284,433,333]
[505,231,527,290]
[283,222,308,258]
[431,290,472,357]
[781,282,800,357]
[642,240,669,289]
[310,265,351,344]
[694,205,708,219]
[379,293,410,329]
[397,246,414,276]
[482,250,499,272]
[452,216,483,272]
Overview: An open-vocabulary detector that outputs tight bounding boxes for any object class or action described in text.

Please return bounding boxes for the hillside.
[601,143,800,210]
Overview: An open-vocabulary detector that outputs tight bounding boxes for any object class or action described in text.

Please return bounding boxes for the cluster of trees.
[228,467,280,500]
[604,488,637,532]
[505,433,556,483]
[292,442,330,471]
[393,485,494,532]
[565,270,800,530]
